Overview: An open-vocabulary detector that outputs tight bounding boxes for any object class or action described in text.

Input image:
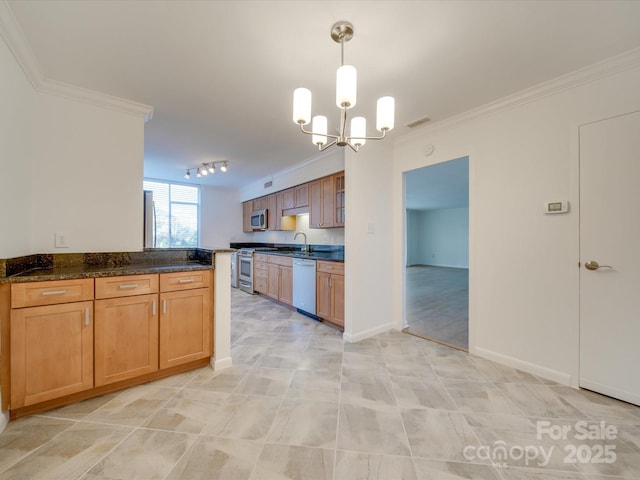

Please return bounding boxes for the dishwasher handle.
[294,261,316,266]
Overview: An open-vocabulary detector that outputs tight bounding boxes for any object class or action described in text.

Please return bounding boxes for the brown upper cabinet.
[242,201,253,232]
[282,184,308,211]
[309,172,345,228]
[243,171,344,231]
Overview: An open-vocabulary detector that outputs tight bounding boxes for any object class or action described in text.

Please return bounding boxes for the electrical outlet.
[55,232,69,248]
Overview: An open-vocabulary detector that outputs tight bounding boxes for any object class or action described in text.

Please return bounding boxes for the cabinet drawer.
[95,274,159,299]
[254,268,268,279]
[317,261,344,275]
[254,253,269,263]
[254,261,268,271]
[160,270,211,292]
[268,255,293,267]
[11,278,94,308]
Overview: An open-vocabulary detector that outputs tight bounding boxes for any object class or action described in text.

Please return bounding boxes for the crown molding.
[0,1,153,122]
[396,46,640,145]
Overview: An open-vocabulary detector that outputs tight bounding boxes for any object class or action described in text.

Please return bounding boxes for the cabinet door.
[279,266,293,306]
[160,288,211,369]
[242,201,253,232]
[253,196,268,211]
[309,180,322,228]
[267,264,280,299]
[267,194,278,230]
[282,188,295,210]
[11,301,93,408]
[94,294,158,386]
[334,173,345,226]
[321,176,335,228]
[295,184,309,207]
[316,272,332,320]
[331,274,345,328]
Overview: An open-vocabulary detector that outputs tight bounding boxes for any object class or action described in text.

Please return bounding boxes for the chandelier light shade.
[336,65,357,109]
[184,161,229,180]
[293,21,395,152]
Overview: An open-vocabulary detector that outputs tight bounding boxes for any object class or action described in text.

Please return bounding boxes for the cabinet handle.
[118,284,138,290]
[178,278,194,284]
[163,299,167,314]
[152,300,157,316]
[41,290,67,296]
[85,308,90,326]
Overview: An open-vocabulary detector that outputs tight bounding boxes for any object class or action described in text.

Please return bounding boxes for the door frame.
[400,154,475,352]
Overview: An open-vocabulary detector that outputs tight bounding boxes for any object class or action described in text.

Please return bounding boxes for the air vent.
[406,116,431,128]
[264,180,273,188]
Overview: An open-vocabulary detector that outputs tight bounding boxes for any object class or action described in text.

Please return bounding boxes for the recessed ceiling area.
[8,1,640,187]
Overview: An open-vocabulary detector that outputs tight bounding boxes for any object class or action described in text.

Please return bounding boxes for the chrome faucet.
[294,231,307,253]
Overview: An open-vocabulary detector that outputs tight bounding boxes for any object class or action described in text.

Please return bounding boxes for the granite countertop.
[256,250,344,262]
[4,262,212,284]
[0,248,232,284]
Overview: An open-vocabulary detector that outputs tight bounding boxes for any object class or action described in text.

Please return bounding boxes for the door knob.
[585,260,613,271]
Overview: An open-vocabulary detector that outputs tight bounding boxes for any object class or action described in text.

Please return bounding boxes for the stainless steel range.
[237,248,255,294]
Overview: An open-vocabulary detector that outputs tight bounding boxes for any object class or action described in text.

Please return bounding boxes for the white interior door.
[579,110,640,406]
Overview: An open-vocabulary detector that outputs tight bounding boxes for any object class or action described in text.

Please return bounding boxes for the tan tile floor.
[1,289,639,479]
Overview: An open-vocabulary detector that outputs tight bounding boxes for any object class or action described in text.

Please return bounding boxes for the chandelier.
[184,161,228,179]
[292,21,395,152]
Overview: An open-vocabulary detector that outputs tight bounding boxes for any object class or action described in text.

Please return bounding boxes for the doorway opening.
[403,157,469,351]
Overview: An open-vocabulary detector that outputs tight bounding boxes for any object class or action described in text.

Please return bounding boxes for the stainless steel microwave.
[250,209,267,230]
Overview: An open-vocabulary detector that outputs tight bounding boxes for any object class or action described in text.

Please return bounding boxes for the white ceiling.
[8,1,640,188]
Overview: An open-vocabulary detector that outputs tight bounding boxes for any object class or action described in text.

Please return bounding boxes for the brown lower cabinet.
[10,300,94,409]
[5,270,213,417]
[266,258,293,306]
[159,287,211,369]
[94,293,159,386]
[316,261,344,328]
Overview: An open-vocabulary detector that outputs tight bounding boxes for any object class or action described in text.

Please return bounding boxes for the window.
[143,180,200,247]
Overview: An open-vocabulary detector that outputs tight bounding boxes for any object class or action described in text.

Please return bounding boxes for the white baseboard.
[473,347,572,385]
[579,378,640,407]
[211,356,233,371]
[343,322,392,343]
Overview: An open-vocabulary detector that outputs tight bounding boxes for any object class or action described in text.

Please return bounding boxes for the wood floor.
[404,265,469,350]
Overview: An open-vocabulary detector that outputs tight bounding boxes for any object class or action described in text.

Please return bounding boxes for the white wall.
[389,59,640,386]
[0,32,33,258]
[200,186,244,248]
[407,207,469,268]
[344,141,394,342]
[29,93,145,253]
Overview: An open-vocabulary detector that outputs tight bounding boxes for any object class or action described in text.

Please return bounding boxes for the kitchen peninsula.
[0,248,233,420]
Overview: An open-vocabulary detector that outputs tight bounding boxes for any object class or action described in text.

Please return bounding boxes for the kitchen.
[2,1,640,477]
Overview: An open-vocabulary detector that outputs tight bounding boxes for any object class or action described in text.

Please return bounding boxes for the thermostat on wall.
[544,201,569,214]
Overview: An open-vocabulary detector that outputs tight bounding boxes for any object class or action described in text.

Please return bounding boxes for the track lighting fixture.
[184,161,229,180]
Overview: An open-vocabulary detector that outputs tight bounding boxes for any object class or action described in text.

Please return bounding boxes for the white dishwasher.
[293,258,316,316]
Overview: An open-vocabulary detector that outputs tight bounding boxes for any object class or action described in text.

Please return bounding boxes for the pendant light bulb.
[221,162,228,172]
[184,170,190,179]
[196,168,202,178]
[208,164,215,174]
